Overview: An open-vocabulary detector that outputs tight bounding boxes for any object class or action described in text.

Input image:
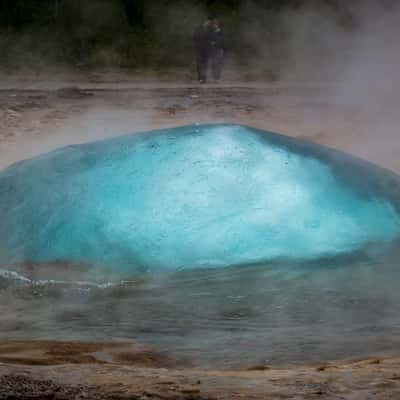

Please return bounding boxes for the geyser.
[1,124,400,272]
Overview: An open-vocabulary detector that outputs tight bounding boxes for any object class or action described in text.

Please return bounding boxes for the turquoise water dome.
[1,124,400,272]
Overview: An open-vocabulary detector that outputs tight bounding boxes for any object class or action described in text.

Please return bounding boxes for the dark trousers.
[210,48,224,81]
[195,50,208,81]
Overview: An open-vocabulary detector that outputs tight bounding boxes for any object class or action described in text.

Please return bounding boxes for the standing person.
[209,18,225,82]
[192,18,212,83]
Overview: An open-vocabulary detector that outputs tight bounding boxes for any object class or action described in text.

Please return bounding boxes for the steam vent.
[1,124,400,273]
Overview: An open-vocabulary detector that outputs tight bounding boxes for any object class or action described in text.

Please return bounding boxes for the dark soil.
[0,374,215,400]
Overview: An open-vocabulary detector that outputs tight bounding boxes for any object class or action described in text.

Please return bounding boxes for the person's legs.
[196,52,208,82]
[211,49,223,81]
[210,54,216,81]
[196,54,202,81]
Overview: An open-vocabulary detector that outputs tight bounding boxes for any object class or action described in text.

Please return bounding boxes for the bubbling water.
[1,124,400,274]
[2,124,400,368]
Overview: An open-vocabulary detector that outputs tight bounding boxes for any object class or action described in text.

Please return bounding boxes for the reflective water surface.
[2,257,400,369]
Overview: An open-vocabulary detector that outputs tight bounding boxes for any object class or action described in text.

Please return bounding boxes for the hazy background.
[0,0,397,81]
[1,0,400,171]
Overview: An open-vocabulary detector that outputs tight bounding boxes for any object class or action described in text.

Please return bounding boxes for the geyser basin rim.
[1,123,400,273]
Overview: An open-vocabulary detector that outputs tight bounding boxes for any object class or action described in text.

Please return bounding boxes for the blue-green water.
[1,124,400,272]
[1,124,400,368]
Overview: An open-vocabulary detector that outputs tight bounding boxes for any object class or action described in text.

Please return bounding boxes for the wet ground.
[1,77,400,173]
[1,341,400,399]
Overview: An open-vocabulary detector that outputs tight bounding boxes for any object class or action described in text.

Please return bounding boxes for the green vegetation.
[0,0,355,76]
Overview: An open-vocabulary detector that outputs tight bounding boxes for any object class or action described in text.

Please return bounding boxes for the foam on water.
[0,267,116,289]
[1,124,400,273]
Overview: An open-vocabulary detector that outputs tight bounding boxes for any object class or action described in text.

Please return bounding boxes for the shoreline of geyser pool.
[1,123,400,273]
[0,338,399,370]
[1,340,400,399]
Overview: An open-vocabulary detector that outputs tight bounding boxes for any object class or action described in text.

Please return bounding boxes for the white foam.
[0,267,116,289]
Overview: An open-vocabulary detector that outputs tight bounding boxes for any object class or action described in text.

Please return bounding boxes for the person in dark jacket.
[192,18,212,83]
[209,18,225,82]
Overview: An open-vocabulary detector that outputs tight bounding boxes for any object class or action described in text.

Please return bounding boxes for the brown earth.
[1,341,400,399]
[0,341,182,368]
